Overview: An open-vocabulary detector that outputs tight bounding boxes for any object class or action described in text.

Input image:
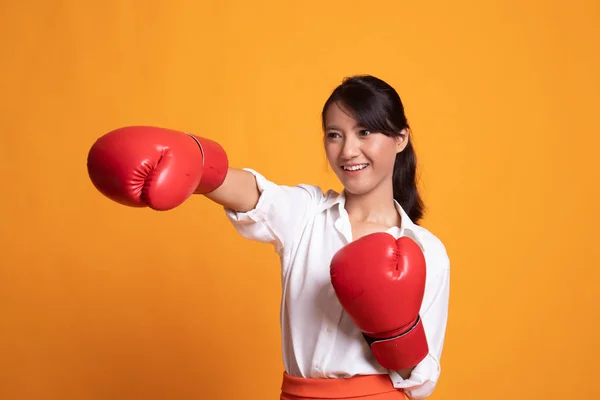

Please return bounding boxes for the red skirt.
[280,372,408,400]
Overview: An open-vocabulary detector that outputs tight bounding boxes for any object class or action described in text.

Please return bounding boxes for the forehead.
[324,101,360,128]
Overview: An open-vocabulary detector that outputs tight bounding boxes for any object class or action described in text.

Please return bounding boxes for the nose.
[340,135,360,160]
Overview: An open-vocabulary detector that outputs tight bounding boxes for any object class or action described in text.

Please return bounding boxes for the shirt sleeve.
[388,248,451,399]
[223,168,324,255]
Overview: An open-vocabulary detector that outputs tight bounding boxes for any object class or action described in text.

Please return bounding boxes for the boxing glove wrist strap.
[188,134,229,194]
[362,315,429,371]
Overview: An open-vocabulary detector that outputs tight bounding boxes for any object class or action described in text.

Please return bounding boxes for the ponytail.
[392,138,425,224]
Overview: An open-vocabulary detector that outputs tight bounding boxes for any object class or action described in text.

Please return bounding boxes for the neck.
[343,181,400,227]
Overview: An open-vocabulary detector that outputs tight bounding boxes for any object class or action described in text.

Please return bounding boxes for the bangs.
[324,82,401,135]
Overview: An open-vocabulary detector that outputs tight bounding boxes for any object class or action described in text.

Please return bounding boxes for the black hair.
[321,75,425,224]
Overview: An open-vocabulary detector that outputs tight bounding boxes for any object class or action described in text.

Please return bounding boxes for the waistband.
[280,371,406,399]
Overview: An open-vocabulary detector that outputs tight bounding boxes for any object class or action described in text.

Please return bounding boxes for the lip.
[340,163,369,174]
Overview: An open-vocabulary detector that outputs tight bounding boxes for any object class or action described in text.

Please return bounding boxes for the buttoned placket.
[312,206,353,375]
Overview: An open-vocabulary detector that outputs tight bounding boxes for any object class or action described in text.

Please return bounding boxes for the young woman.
[87,75,450,400]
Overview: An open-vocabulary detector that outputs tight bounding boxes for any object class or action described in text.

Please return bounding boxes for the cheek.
[366,141,398,166]
[324,143,338,162]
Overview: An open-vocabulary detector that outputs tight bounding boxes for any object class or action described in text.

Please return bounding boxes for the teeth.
[343,164,368,171]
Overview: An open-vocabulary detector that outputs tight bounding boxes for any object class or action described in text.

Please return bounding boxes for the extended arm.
[87,125,259,212]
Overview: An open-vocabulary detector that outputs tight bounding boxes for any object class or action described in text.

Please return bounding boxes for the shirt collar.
[318,189,424,245]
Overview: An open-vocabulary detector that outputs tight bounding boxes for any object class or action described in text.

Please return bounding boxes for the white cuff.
[224,169,270,221]
[388,353,440,399]
[223,168,283,253]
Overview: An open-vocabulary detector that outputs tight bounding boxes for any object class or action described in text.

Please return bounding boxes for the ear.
[395,128,410,154]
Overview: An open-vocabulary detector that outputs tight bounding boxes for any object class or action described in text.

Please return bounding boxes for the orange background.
[1,1,599,399]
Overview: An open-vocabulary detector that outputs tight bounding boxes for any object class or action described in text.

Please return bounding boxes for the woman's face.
[323,102,408,196]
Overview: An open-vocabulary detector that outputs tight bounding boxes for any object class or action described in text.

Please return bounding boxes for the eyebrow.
[325,123,364,131]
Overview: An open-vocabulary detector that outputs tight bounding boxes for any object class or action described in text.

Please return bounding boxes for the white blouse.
[224,169,450,399]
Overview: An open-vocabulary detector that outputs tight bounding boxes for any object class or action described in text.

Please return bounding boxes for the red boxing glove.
[87,126,228,210]
[330,232,428,371]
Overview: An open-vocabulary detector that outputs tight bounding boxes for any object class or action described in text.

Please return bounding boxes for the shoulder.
[242,168,333,208]
[296,183,331,203]
[410,224,451,274]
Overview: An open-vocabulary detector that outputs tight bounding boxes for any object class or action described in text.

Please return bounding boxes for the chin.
[333,168,381,196]
[340,180,375,197]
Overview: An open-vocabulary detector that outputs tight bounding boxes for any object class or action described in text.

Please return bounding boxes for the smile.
[342,164,369,171]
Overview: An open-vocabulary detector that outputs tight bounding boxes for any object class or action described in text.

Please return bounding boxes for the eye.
[359,129,372,136]
[326,132,341,139]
